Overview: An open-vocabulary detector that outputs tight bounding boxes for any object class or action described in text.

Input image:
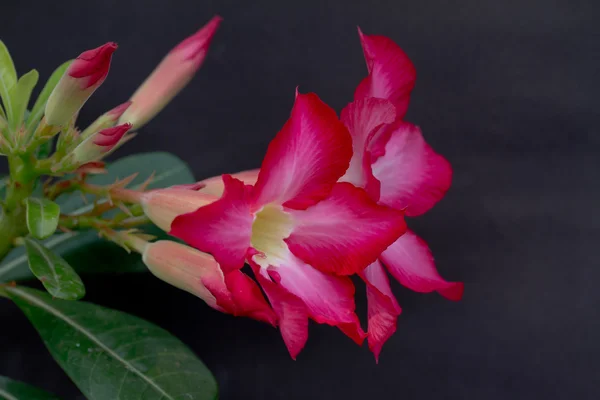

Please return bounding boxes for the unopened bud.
[142,240,225,310]
[80,101,132,140]
[119,16,221,129]
[70,123,131,164]
[45,43,117,126]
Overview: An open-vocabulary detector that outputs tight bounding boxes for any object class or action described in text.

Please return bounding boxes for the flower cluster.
[135,27,463,360]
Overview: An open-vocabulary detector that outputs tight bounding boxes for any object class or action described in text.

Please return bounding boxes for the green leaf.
[26,60,72,131]
[0,375,62,400]
[23,237,85,300]
[8,70,39,132]
[5,286,218,400]
[0,41,17,121]
[25,197,60,239]
[0,152,195,282]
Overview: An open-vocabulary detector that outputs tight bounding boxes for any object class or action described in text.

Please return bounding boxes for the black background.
[1,0,599,399]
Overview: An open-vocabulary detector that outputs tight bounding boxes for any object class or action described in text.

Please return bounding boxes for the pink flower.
[142,240,276,325]
[193,30,463,361]
[45,43,117,126]
[119,16,222,129]
[170,92,406,358]
[80,101,132,139]
[340,28,463,360]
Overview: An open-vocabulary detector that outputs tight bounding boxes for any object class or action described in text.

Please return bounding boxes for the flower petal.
[199,169,260,197]
[252,92,353,210]
[339,98,396,200]
[354,28,416,118]
[250,248,366,358]
[285,182,406,276]
[251,263,309,359]
[359,260,401,362]
[170,175,253,272]
[380,229,464,300]
[220,270,277,326]
[371,121,452,216]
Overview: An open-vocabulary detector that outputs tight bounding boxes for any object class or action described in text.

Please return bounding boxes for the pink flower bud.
[142,240,277,325]
[45,43,117,126]
[70,123,131,163]
[119,16,221,129]
[140,188,217,232]
[80,101,132,140]
[142,241,225,310]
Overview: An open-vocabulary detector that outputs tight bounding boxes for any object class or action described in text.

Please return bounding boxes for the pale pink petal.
[199,169,260,197]
[285,182,406,276]
[359,260,402,362]
[371,121,452,216]
[170,175,253,272]
[380,230,464,300]
[251,92,353,210]
[339,98,396,200]
[354,28,416,118]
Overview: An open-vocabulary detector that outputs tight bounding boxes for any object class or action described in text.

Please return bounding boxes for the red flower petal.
[354,28,416,119]
[170,175,253,272]
[220,270,277,326]
[285,182,406,276]
[372,121,452,216]
[250,248,365,357]
[380,230,464,300]
[69,42,118,89]
[339,98,396,200]
[252,92,353,210]
[360,260,402,362]
[251,263,309,359]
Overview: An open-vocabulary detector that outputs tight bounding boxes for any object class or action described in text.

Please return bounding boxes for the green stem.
[0,155,37,261]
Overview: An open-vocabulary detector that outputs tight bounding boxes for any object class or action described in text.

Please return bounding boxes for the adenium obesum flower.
[45,43,117,126]
[141,92,406,358]
[70,123,131,163]
[119,16,222,130]
[188,30,463,360]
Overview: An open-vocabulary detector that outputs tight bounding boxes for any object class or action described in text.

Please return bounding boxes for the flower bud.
[80,101,132,140]
[45,43,117,126]
[142,241,277,325]
[142,240,225,310]
[119,16,221,129]
[140,188,217,231]
[70,123,131,163]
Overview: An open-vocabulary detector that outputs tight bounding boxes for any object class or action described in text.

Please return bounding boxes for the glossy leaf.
[0,152,195,282]
[24,237,85,300]
[5,286,218,400]
[0,375,61,400]
[26,60,72,131]
[8,69,39,132]
[25,197,60,239]
[0,41,17,121]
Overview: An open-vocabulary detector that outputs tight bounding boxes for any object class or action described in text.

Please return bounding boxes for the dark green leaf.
[0,41,17,121]
[6,287,218,400]
[24,237,85,300]
[26,60,71,131]
[25,197,60,239]
[0,152,194,282]
[0,375,62,399]
[8,70,39,132]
